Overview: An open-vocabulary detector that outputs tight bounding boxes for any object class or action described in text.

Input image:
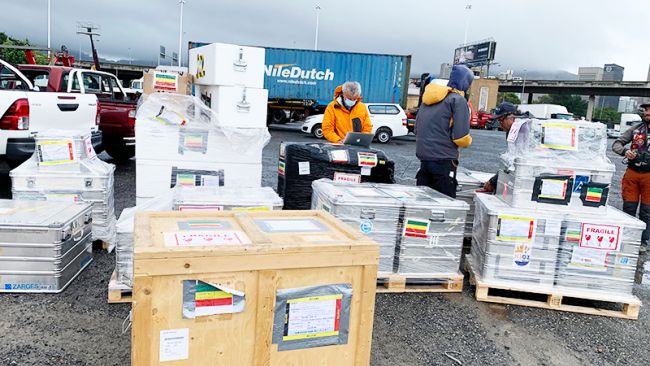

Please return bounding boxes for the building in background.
[578,67,603,81]
[618,97,638,113]
[439,63,452,79]
[600,63,624,109]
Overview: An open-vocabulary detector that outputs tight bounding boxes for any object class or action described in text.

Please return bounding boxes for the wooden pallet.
[376,272,464,293]
[464,258,641,320]
[107,270,132,304]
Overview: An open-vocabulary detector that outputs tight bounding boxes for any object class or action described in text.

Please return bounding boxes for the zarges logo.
[265,64,334,81]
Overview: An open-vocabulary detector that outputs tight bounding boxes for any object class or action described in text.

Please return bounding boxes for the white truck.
[620,113,642,130]
[0,58,99,167]
[517,104,573,120]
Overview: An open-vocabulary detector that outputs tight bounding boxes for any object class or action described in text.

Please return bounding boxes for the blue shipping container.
[189,42,411,108]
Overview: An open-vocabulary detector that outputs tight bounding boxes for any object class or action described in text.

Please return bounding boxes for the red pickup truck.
[17,65,137,161]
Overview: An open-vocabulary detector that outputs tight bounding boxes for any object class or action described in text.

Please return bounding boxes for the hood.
[333,85,343,100]
[422,83,451,106]
[447,65,474,93]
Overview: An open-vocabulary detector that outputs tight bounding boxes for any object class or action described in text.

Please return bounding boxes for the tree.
[534,94,588,117]
[592,107,621,123]
[497,92,521,105]
[0,32,48,65]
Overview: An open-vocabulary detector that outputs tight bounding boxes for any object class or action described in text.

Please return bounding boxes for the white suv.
[300,103,408,143]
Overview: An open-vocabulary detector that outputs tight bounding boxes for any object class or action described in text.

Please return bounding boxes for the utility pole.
[463,3,472,45]
[520,69,527,103]
[77,22,101,71]
[178,0,186,67]
[47,0,51,59]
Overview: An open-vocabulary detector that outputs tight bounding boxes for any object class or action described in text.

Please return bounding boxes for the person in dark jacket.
[612,103,650,249]
[483,102,520,192]
[415,65,474,198]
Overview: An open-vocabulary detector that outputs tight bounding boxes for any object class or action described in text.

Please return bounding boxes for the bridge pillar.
[586,95,595,121]
[527,93,534,104]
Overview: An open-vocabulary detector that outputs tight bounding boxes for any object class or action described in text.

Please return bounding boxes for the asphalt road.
[0,127,648,366]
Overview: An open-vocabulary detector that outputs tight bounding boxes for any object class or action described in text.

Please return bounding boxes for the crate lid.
[0,199,91,228]
[134,210,378,261]
[173,186,283,208]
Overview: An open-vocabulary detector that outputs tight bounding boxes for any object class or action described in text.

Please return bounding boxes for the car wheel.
[312,123,324,139]
[375,128,392,143]
[105,141,135,162]
[269,110,287,124]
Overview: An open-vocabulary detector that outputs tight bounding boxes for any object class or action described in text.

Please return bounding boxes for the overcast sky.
[3,0,650,80]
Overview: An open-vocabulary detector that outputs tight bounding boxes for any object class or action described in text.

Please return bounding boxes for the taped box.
[131,210,378,365]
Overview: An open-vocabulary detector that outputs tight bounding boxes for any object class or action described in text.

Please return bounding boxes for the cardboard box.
[143,70,190,95]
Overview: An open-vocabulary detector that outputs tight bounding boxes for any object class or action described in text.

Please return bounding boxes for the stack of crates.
[312,179,469,280]
[135,42,270,206]
[470,119,645,298]
[10,131,117,247]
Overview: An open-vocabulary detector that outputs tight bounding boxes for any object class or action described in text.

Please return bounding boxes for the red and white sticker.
[333,172,361,184]
[84,136,97,160]
[579,223,621,251]
[164,231,251,246]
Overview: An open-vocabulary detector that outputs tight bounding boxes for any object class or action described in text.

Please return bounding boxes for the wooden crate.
[376,272,464,293]
[107,270,132,304]
[132,210,379,365]
[465,257,641,320]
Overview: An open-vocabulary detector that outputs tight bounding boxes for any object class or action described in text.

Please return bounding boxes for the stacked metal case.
[114,186,283,290]
[0,200,93,292]
[456,168,494,238]
[279,142,395,210]
[10,131,117,248]
[135,92,270,206]
[312,179,468,278]
[471,118,645,298]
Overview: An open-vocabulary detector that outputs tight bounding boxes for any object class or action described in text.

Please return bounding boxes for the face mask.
[344,98,356,107]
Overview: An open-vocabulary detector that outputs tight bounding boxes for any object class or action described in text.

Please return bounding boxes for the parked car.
[17,64,137,161]
[0,58,101,168]
[300,103,408,143]
[607,128,622,139]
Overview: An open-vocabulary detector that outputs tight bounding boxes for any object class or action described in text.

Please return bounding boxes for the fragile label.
[37,140,75,165]
[569,247,608,272]
[404,218,429,238]
[284,294,342,341]
[153,72,179,91]
[541,123,577,150]
[330,150,349,163]
[579,223,621,251]
[513,243,532,267]
[298,161,310,175]
[333,172,361,184]
[159,328,189,362]
[164,231,251,246]
[83,136,96,160]
[357,152,378,167]
[539,179,567,200]
[496,216,536,242]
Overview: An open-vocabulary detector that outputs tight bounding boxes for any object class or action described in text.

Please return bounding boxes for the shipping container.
[189,42,411,123]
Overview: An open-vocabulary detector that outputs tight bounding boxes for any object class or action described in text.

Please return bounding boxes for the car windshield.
[0,65,29,90]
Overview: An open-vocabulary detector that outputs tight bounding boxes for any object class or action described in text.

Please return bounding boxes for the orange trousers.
[622,168,650,204]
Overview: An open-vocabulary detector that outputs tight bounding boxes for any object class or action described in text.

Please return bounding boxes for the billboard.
[453,41,496,66]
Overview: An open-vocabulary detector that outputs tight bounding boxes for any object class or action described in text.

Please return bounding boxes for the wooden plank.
[107,270,132,304]
[253,270,277,366]
[355,264,378,366]
[465,257,641,320]
[376,273,464,294]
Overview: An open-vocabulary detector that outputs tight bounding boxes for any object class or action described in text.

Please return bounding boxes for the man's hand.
[483,181,495,193]
[626,150,638,160]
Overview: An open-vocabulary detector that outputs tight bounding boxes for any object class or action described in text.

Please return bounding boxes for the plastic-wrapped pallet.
[115,186,283,289]
[0,200,94,293]
[135,93,270,205]
[470,193,561,288]
[555,207,645,296]
[279,142,395,210]
[312,179,468,278]
[10,131,117,249]
[456,168,494,238]
[501,119,609,169]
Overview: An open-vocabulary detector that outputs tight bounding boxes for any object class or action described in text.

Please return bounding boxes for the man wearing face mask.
[321,81,372,144]
[415,65,474,198]
[483,102,521,193]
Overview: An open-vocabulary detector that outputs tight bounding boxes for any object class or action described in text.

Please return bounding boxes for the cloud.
[3,0,650,79]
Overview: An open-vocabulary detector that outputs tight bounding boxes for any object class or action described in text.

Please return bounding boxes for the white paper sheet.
[330,150,349,163]
[159,328,189,362]
[539,179,567,199]
[569,247,608,272]
[542,124,576,150]
[286,298,338,338]
[264,220,321,232]
[497,216,535,241]
[298,161,310,175]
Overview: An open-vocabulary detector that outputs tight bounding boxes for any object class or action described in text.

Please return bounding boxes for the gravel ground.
[0,127,648,366]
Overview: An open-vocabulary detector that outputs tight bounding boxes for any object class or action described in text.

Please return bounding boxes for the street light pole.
[47,0,51,59]
[178,0,186,67]
[314,5,321,51]
[521,69,527,103]
[463,3,472,45]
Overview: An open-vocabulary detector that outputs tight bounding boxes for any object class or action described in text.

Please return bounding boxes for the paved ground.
[0,127,648,366]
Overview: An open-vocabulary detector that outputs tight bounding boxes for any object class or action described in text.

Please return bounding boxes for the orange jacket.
[321,85,373,143]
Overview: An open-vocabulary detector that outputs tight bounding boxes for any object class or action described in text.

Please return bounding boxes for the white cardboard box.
[189,43,265,87]
[195,85,268,128]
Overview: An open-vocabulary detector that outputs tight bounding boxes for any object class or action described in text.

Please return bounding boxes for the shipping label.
[496,216,536,242]
[37,140,75,165]
[541,123,578,150]
[569,247,608,272]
